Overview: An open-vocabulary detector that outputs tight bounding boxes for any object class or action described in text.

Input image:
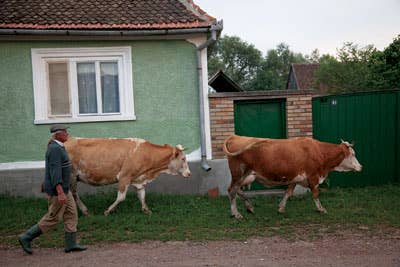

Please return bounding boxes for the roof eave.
[0,27,213,37]
[208,70,243,92]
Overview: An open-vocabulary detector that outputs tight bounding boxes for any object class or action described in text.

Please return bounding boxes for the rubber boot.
[64,232,87,253]
[18,224,42,254]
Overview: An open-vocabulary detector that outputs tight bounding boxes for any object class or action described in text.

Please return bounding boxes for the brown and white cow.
[223,134,362,219]
[65,137,191,216]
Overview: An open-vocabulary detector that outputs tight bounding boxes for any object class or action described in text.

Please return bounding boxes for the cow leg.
[311,185,327,213]
[70,175,89,216]
[228,184,243,219]
[134,185,151,214]
[235,169,256,214]
[278,184,296,213]
[227,158,246,219]
[104,184,129,216]
[237,189,254,214]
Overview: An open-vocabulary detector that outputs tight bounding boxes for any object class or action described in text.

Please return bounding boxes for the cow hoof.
[142,209,152,215]
[231,213,243,219]
[246,207,254,214]
[104,211,110,216]
[278,208,285,213]
[82,210,89,216]
[319,209,327,214]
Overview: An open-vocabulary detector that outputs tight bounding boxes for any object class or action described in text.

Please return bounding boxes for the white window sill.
[0,161,45,170]
[34,115,136,124]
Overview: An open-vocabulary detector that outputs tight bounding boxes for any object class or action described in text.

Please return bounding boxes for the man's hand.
[56,184,67,205]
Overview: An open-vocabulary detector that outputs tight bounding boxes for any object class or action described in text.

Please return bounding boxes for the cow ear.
[173,148,180,159]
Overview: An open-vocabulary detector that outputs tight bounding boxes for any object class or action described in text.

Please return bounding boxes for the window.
[31,47,135,124]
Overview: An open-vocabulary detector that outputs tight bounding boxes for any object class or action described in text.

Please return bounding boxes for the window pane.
[48,63,70,116]
[77,62,97,114]
[101,62,120,113]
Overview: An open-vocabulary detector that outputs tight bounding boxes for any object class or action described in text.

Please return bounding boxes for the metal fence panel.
[312,90,399,187]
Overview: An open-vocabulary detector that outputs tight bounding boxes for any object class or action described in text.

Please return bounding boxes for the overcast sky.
[194,0,400,56]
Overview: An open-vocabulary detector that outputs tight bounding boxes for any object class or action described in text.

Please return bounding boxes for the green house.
[0,0,222,172]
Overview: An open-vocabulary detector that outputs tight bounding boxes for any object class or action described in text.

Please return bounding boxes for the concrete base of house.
[0,159,309,198]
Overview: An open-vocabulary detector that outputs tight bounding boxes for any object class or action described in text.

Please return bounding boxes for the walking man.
[18,124,86,254]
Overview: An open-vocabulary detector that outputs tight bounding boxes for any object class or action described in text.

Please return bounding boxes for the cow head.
[335,141,362,172]
[167,144,191,178]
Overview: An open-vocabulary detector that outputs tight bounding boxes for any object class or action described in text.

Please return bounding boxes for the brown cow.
[223,134,362,219]
[65,137,191,216]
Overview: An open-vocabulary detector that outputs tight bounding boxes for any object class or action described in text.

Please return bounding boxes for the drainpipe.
[196,21,223,172]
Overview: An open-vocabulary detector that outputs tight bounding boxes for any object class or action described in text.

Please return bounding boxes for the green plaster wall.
[0,40,200,162]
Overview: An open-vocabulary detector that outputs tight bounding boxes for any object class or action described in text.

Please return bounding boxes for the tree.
[250,43,307,90]
[208,35,263,90]
[209,34,400,93]
[314,42,384,93]
[208,37,308,90]
[382,34,400,89]
[314,36,400,93]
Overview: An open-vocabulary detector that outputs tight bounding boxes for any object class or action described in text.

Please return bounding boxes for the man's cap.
[50,124,69,133]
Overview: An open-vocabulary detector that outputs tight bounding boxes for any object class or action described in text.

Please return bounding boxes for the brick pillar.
[286,95,313,138]
[209,97,234,159]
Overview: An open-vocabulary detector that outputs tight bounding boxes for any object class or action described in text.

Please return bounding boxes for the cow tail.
[223,137,267,157]
[223,137,242,156]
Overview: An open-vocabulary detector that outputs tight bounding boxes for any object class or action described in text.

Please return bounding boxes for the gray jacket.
[43,141,71,196]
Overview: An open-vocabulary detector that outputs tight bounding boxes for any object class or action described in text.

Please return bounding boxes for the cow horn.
[341,140,352,147]
[176,144,185,151]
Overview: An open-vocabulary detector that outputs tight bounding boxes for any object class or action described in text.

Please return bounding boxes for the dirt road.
[1,234,400,267]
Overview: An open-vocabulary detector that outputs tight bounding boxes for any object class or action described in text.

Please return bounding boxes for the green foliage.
[382,34,400,89]
[208,34,400,93]
[1,184,399,247]
[208,37,308,90]
[250,43,307,90]
[305,49,322,63]
[314,43,380,92]
[208,35,263,90]
[314,35,400,93]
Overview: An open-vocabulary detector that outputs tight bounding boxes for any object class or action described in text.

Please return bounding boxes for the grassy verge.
[1,184,399,247]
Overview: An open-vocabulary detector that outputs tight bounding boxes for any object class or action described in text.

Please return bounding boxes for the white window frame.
[31,46,135,124]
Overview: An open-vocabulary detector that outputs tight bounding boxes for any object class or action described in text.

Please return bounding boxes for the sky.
[194,0,400,56]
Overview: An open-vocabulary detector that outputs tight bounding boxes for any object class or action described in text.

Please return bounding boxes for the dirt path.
[1,234,400,267]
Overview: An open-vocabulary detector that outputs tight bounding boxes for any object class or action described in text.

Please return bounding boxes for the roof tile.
[291,64,319,90]
[0,0,216,30]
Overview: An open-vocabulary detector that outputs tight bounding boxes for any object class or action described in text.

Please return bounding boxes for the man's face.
[55,130,69,143]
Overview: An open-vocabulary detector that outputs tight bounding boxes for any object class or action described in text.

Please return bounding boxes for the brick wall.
[209,97,235,159]
[209,90,315,159]
[286,95,313,138]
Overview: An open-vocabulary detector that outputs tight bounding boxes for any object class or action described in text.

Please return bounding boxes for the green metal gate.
[313,90,400,187]
[234,99,286,138]
[234,99,286,190]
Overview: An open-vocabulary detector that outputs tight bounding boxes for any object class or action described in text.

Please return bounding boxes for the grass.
[1,184,399,248]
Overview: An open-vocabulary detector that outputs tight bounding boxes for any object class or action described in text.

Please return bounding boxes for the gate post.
[209,97,234,159]
[286,95,313,138]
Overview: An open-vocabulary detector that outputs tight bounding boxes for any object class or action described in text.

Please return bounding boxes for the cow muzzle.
[352,158,362,172]
[354,164,362,172]
[182,170,191,178]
